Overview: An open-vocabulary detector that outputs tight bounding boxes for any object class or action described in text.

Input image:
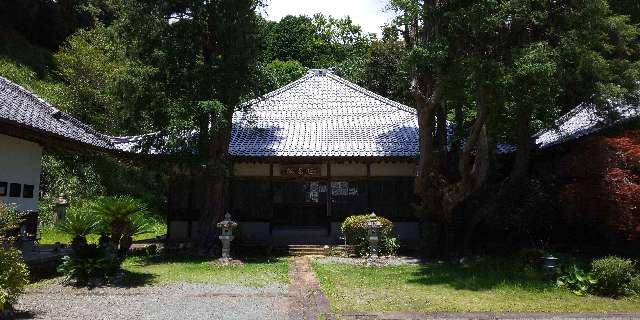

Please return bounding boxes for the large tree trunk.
[196,114,233,256]
[509,106,534,188]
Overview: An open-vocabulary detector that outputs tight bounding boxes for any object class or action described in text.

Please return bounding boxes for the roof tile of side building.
[230,69,420,157]
[534,100,640,149]
[0,76,116,150]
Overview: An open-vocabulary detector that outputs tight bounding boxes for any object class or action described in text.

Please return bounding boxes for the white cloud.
[261,0,396,35]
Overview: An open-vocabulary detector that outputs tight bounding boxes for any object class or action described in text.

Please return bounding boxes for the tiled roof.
[230,69,419,157]
[0,76,116,149]
[534,101,640,149]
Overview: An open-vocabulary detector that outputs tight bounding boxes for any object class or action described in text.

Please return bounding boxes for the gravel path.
[15,283,289,320]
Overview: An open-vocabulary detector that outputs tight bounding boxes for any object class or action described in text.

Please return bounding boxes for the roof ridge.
[236,71,315,111]
[531,103,591,139]
[0,75,115,148]
[324,72,417,115]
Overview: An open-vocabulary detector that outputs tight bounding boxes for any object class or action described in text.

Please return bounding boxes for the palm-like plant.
[89,196,150,258]
[56,206,100,249]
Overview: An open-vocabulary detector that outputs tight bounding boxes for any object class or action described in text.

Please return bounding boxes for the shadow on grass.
[114,269,158,288]
[406,256,553,292]
[127,251,286,267]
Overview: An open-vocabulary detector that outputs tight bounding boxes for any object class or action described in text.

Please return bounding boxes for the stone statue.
[54,193,69,223]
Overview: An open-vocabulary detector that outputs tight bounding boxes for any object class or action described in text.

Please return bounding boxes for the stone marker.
[366,212,382,258]
[217,213,238,260]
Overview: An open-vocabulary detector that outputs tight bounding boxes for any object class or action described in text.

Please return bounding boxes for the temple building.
[167,69,422,245]
[2,69,637,247]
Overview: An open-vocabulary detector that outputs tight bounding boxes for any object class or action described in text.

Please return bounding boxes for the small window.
[9,183,21,197]
[23,185,34,199]
[0,182,7,196]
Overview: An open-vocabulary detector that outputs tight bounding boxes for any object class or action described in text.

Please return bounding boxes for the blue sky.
[261,0,397,35]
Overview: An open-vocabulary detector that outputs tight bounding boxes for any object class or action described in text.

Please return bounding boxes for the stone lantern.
[366,212,382,258]
[542,255,559,275]
[54,193,69,223]
[216,213,238,260]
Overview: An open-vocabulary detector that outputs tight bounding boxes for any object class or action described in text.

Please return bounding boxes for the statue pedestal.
[218,235,234,260]
[368,235,379,258]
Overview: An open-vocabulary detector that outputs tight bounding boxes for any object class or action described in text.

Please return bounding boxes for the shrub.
[89,196,150,259]
[341,214,397,256]
[0,203,22,242]
[556,265,598,296]
[591,256,638,297]
[55,196,153,286]
[57,244,119,286]
[0,248,29,312]
[631,275,640,295]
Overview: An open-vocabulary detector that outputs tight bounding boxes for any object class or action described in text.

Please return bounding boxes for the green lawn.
[313,257,640,313]
[121,255,289,287]
[31,255,289,288]
[38,220,167,245]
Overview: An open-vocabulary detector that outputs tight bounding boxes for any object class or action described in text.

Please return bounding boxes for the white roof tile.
[534,101,639,148]
[229,69,419,157]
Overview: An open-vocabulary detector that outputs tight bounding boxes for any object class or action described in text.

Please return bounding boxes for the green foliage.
[364,36,411,105]
[55,196,160,285]
[630,275,640,294]
[88,196,151,258]
[591,256,639,297]
[341,214,397,256]
[57,244,119,286]
[0,248,29,311]
[90,196,149,233]
[55,24,165,135]
[556,265,598,296]
[260,59,306,90]
[262,14,370,70]
[0,203,22,242]
[56,206,101,239]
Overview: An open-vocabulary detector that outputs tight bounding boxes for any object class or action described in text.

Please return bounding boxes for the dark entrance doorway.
[272,181,328,227]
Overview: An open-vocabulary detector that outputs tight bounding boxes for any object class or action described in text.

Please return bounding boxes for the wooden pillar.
[326,162,332,235]
[366,162,372,212]
[269,163,274,235]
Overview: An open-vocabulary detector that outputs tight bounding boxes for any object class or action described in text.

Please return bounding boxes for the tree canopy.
[389,0,640,256]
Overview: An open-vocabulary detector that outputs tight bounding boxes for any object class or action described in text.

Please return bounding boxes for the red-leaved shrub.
[559,129,640,242]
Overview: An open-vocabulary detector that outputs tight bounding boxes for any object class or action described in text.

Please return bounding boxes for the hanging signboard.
[280,165,322,177]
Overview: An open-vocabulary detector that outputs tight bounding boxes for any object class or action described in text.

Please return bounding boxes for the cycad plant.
[55,206,100,250]
[89,196,151,259]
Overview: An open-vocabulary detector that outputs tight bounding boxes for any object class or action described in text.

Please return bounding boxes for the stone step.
[288,245,330,249]
[286,244,356,256]
[288,249,327,253]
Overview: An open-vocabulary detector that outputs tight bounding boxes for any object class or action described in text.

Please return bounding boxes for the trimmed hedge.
[341,214,398,256]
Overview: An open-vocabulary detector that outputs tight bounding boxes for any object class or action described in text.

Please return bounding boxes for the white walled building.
[0,134,42,212]
[0,76,127,218]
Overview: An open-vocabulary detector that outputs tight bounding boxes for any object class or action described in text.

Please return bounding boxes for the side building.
[0,76,131,235]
